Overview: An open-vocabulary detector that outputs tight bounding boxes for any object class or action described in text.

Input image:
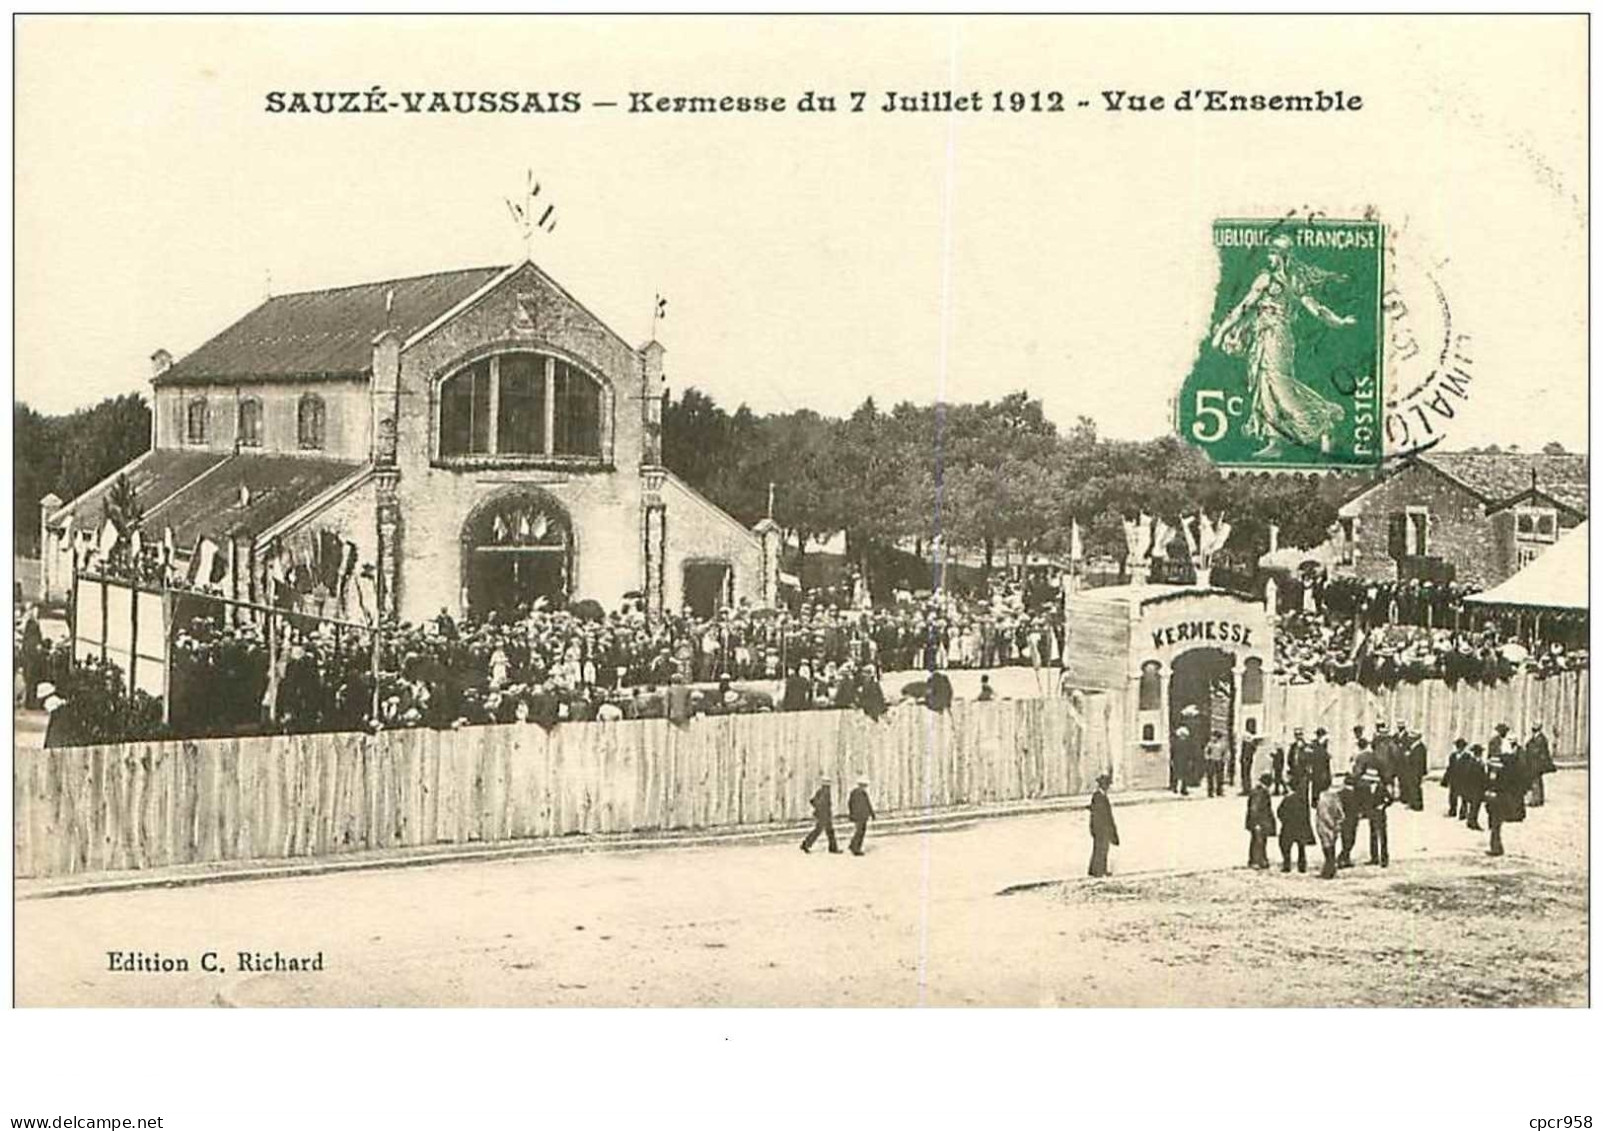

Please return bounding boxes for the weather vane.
[504,169,556,259]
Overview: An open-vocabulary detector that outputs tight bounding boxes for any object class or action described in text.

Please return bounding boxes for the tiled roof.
[1424,451,1589,514]
[143,454,366,547]
[46,449,229,531]
[155,266,509,386]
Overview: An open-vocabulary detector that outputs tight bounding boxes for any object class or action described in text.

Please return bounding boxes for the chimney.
[150,349,173,378]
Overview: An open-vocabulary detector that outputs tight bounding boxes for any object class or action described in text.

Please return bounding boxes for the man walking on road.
[801,777,841,854]
[846,777,875,856]
[1277,782,1315,873]
[1245,772,1276,870]
[1088,772,1119,877]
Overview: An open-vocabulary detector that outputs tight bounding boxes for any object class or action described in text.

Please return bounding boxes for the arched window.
[439,352,604,460]
[298,394,326,450]
[185,397,209,444]
[237,398,262,448]
[1241,657,1265,706]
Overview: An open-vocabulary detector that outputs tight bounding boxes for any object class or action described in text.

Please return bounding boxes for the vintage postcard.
[9,14,1589,1020]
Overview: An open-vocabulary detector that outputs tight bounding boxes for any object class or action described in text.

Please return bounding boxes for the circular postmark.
[1370,209,1474,459]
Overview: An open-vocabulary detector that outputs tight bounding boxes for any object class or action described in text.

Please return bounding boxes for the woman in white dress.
[1210,234,1356,458]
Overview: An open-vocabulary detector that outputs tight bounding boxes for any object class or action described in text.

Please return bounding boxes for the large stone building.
[1330,450,1588,588]
[40,261,774,622]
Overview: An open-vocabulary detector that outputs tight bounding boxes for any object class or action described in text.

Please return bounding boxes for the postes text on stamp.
[1178,217,1384,470]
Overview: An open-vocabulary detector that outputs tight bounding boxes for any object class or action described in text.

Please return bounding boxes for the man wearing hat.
[1277,776,1316,873]
[801,776,841,854]
[1362,765,1392,867]
[1088,772,1119,877]
[1524,723,1556,807]
[1443,738,1471,818]
[1459,744,1488,831]
[40,681,83,749]
[1483,741,1527,856]
[1336,771,1366,869]
[1244,772,1276,870]
[1307,728,1333,806]
[1400,724,1428,811]
[846,777,876,856]
[1314,777,1346,879]
[1203,729,1230,799]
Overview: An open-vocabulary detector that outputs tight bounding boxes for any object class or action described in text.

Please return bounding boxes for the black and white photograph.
[5,13,1597,1122]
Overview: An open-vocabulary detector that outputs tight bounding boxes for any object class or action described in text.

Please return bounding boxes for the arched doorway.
[461,489,573,617]
[1168,647,1235,788]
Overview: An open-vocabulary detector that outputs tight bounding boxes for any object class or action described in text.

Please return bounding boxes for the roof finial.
[504,169,556,262]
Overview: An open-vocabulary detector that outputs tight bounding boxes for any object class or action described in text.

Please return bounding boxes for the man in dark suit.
[1460,744,1488,831]
[846,777,876,856]
[1088,772,1119,877]
[1524,723,1555,807]
[1443,737,1470,817]
[1306,728,1333,808]
[1337,772,1365,869]
[1277,784,1315,873]
[801,778,841,854]
[1363,766,1392,867]
[1245,773,1276,870]
[1484,744,1526,857]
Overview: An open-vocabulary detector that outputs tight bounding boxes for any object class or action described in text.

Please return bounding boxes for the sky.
[13,15,1588,452]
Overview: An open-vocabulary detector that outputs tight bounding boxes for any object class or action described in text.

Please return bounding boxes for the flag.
[129,529,143,560]
[1069,519,1084,563]
[317,530,343,591]
[1151,518,1175,560]
[1181,515,1199,557]
[1197,513,1216,557]
[162,526,175,564]
[1137,512,1155,558]
[529,512,548,542]
[191,537,219,586]
[517,512,532,540]
[1212,519,1233,554]
[97,518,120,556]
[337,540,358,598]
[210,541,230,587]
[655,294,668,320]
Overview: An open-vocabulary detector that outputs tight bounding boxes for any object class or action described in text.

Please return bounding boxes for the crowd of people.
[1272,612,1588,687]
[73,584,1061,740]
[1089,716,1562,879]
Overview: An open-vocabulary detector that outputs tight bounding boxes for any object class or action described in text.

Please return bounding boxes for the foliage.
[14,393,152,555]
[662,386,1372,589]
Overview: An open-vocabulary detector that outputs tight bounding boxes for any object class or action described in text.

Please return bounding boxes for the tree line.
[664,387,1363,588]
[14,394,152,557]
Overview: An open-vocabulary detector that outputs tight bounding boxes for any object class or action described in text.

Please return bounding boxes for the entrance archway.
[682,559,733,619]
[1168,647,1235,788]
[461,489,573,617]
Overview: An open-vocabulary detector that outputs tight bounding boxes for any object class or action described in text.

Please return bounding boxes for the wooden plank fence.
[14,672,1584,880]
[1266,670,1589,770]
[13,694,1124,880]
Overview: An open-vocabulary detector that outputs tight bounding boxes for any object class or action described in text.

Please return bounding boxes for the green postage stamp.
[1178,217,1384,470]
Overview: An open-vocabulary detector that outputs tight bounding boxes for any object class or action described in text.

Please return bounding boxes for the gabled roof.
[155,266,509,386]
[143,454,366,547]
[1425,451,1588,514]
[46,449,230,531]
[1337,450,1590,517]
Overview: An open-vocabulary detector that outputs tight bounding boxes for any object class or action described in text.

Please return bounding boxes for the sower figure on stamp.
[1245,773,1276,870]
[846,777,875,856]
[1208,232,1354,459]
[800,776,841,854]
[1088,772,1119,878]
[1524,723,1555,808]
[1315,777,1346,879]
[1277,781,1315,873]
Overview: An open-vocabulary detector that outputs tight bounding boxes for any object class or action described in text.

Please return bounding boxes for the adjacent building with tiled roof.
[1331,449,1589,587]
[41,260,773,623]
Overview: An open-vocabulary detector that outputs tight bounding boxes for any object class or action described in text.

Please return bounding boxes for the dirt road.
[15,769,1587,1007]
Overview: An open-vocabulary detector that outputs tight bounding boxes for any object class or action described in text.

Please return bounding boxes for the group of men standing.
[1091,717,1560,879]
